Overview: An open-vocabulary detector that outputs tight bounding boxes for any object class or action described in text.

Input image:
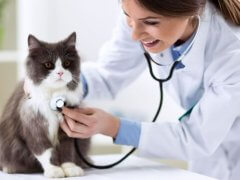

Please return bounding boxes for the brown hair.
[136,0,240,25]
[209,0,240,25]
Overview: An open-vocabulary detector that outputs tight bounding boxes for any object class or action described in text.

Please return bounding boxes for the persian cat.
[0,32,90,178]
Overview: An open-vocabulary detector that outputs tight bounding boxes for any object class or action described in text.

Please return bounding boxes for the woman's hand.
[60,107,120,139]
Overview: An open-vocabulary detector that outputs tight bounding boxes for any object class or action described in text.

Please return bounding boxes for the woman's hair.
[136,0,240,25]
[209,0,240,25]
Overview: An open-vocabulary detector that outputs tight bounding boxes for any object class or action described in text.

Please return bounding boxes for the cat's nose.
[57,72,64,77]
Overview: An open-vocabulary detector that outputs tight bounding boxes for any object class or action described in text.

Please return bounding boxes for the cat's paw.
[2,167,13,174]
[44,165,65,178]
[61,162,84,177]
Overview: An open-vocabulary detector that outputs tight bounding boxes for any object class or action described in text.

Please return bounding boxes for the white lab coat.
[82,2,240,180]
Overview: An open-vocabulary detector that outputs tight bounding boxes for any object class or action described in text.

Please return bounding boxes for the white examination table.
[0,154,217,180]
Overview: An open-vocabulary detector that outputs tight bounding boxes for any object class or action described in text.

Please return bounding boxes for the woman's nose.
[129,21,144,41]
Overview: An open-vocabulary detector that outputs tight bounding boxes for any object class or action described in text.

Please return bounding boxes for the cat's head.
[26,32,80,90]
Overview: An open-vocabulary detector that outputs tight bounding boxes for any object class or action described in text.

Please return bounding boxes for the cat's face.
[26,32,80,90]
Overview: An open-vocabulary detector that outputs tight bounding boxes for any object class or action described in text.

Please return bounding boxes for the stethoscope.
[50,16,200,169]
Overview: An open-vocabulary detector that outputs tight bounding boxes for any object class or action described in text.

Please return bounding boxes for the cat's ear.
[64,32,76,47]
[28,34,41,50]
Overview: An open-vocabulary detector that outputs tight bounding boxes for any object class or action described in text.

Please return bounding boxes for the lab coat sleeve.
[81,11,146,100]
[138,82,240,160]
[138,49,240,160]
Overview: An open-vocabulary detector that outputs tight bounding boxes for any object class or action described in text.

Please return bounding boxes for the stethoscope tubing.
[63,15,201,169]
[144,52,180,82]
[74,52,180,169]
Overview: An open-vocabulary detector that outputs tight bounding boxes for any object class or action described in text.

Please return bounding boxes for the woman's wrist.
[103,116,120,138]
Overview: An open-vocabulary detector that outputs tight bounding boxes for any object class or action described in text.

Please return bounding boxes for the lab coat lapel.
[161,4,211,110]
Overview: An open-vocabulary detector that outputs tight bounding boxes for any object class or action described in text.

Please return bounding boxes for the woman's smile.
[122,0,196,53]
[141,39,160,48]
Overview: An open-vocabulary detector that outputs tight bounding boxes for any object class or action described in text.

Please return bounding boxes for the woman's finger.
[60,120,90,139]
[65,116,90,134]
[62,107,92,125]
[62,107,83,119]
[75,107,95,115]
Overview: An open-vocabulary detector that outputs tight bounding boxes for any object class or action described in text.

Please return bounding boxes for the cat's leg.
[61,162,84,177]
[35,148,65,178]
[0,137,42,174]
[23,122,65,178]
[1,163,41,174]
[74,138,92,168]
[57,130,84,177]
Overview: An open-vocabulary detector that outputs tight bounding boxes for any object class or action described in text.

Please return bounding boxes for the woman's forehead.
[121,0,163,19]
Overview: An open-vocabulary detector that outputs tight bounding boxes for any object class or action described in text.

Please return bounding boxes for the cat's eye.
[63,61,71,68]
[44,62,54,69]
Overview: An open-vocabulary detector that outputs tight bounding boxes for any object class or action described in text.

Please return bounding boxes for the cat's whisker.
[71,76,80,83]
[71,74,80,79]
[70,79,79,86]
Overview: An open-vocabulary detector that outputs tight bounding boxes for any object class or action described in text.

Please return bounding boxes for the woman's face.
[122,0,195,53]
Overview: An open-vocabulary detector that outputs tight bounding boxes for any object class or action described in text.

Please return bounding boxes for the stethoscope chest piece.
[50,96,66,111]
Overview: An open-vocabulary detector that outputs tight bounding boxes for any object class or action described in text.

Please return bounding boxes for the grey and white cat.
[0,32,91,178]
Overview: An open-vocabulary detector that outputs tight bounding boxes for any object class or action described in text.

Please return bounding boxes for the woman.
[60,0,240,179]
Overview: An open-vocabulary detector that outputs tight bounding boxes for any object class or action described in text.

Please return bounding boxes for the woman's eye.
[44,62,54,69]
[64,61,71,68]
[144,21,159,25]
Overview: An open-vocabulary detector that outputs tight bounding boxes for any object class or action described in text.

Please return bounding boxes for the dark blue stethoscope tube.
[74,52,180,169]
[76,15,200,168]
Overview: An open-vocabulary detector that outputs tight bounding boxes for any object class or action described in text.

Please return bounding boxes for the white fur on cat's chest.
[22,84,83,146]
[22,95,62,146]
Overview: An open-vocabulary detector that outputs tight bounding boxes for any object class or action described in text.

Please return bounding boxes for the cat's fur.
[0,32,91,178]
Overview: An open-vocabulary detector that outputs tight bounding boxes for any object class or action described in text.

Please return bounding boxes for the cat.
[0,32,91,178]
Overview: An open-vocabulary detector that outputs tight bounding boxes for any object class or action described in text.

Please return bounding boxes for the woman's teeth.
[142,40,160,47]
[143,40,157,44]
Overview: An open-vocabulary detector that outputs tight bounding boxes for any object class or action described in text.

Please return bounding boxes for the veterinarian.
[60,0,240,179]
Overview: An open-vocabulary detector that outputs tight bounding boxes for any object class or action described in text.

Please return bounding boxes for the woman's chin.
[144,45,167,54]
